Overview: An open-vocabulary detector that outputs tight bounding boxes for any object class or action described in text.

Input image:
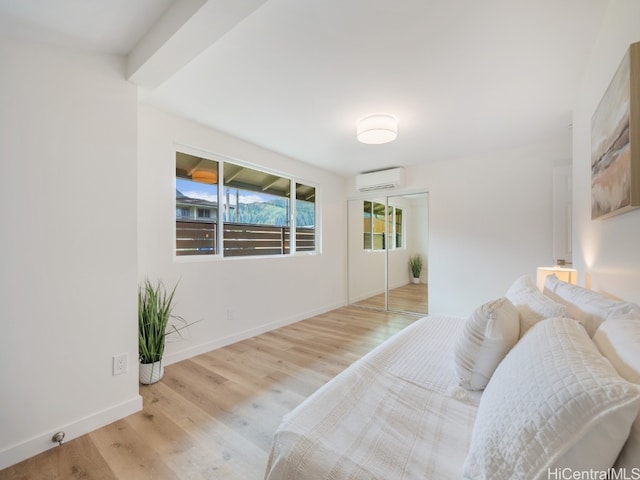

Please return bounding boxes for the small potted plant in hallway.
[409,254,423,284]
[138,279,191,384]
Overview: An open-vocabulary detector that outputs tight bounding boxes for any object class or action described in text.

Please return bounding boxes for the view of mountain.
[178,189,315,227]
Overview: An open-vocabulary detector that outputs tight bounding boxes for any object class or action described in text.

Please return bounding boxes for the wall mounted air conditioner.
[355,167,405,192]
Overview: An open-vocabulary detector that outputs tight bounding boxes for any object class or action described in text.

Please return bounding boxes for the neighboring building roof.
[176,189,218,208]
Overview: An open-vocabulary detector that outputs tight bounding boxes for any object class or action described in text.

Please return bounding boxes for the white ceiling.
[0,0,173,54]
[0,0,610,175]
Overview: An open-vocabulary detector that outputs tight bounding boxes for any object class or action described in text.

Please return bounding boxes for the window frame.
[173,145,320,261]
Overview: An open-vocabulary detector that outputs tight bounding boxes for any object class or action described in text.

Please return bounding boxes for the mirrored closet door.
[348,192,428,315]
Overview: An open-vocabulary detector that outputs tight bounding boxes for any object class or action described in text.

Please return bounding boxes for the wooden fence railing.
[176,220,217,255]
[176,220,315,256]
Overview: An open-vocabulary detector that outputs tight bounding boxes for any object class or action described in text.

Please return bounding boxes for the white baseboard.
[0,395,142,470]
[163,301,346,366]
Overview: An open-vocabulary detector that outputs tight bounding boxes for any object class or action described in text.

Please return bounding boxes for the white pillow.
[453,297,520,391]
[505,275,568,336]
[463,317,640,480]
[544,274,640,336]
[593,318,640,470]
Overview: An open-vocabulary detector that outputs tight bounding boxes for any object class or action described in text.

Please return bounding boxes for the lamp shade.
[192,169,218,184]
[536,266,577,290]
[357,114,398,144]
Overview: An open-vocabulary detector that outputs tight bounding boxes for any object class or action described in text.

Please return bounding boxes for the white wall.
[137,105,347,364]
[347,136,571,316]
[0,39,141,468]
[572,0,640,305]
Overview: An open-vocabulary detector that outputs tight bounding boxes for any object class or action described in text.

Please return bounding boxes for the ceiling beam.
[261,177,281,192]
[127,0,268,89]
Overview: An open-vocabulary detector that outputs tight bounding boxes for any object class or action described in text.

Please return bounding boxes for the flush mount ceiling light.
[357,114,398,144]
[191,169,218,184]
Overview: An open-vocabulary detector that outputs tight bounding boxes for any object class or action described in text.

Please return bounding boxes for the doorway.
[347,192,428,315]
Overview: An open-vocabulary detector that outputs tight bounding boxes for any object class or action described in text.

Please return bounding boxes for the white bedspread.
[265,315,479,480]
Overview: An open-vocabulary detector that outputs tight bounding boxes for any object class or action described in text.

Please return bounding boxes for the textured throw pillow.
[463,317,640,480]
[593,318,640,470]
[453,297,520,391]
[505,275,568,336]
[544,274,640,336]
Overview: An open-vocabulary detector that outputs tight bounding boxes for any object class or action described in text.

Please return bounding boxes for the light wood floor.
[354,282,428,314]
[1,306,417,480]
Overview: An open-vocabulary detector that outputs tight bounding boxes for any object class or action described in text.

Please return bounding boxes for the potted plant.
[138,279,191,384]
[409,254,423,284]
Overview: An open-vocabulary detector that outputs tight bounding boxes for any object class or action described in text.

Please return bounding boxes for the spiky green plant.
[409,254,423,278]
[138,279,189,367]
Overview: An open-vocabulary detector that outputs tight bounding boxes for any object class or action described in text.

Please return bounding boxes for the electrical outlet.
[113,353,128,376]
[227,308,234,321]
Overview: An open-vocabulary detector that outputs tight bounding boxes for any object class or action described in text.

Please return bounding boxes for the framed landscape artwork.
[591,41,640,220]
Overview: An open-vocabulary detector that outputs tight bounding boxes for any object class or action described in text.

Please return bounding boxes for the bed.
[266,314,477,479]
[265,275,640,480]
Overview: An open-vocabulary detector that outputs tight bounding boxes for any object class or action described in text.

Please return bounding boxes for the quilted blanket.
[265,315,479,480]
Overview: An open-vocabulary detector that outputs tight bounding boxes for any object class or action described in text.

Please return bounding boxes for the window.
[363,201,386,250]
[175,153,219,256]
[175,151,317,257]
[222,162,291,257]
[387,206,403,249]
[363,200,403,251]
[295,183,316,252]
[197,208,211,219]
